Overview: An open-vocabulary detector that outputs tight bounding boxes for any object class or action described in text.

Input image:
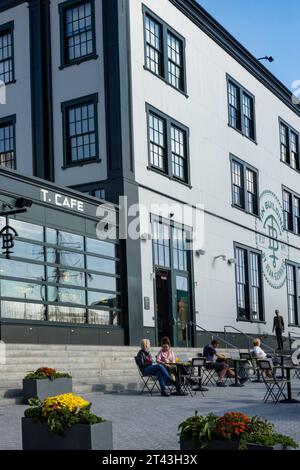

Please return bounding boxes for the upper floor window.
[283,188,300,235]
[0,22,14,84]
[286,262,300,326]
[279,119,299,171]
[0,115,16,169]
[143,7,186,93]
[235,244,264,322]
[230,156,258,216]
[227,76,256,141]
[62,94,98,167]
[147,105,189,184]
[59,0,96,67]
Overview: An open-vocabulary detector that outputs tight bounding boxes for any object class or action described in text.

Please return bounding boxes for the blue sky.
[198,0,300,90]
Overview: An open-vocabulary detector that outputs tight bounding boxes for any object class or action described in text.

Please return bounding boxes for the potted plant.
[22,393,113,450]
[179,411,298,450]
[23,367,72,403]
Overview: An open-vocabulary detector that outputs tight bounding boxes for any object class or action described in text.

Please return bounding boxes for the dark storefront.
[0,169,125,345]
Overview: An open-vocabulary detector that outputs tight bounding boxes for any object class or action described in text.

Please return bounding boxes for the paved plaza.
[0,379,300,450]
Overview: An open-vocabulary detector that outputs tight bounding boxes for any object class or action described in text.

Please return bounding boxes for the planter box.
[22,418,113,450]
[22,378,72,403]
[180,437,289,451]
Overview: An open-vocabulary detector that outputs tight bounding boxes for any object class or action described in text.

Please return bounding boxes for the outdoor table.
[274,353,291,379]
[229,358,248,387]
[167,362,189,396]
[279,365,300,404]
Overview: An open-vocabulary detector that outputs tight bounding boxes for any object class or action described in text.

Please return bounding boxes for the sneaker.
[216,382,227,387]
[161,391,170,397]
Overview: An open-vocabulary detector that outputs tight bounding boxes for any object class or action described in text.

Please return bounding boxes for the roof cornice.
[0,0,27,12]
[169,0,300,118]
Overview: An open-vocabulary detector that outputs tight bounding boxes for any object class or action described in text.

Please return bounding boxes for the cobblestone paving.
[0,380,300,450]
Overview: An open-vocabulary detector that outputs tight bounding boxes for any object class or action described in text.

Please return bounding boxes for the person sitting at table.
[136,339,179,397]
[203,340,247,387]
[156,336,177,380]
[251,338,279,378]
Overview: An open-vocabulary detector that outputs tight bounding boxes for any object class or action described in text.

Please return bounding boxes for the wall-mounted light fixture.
[214,254,227,262]
[195,249,206,257]
[227,258,237,266]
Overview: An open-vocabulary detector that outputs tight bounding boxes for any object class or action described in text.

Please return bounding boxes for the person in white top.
[251,338,267,359]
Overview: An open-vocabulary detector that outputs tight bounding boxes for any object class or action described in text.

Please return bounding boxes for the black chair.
[134,357,160,395]
[189,357,207,395]
[202,361,218,386]
[239,351,256,378]
[257,359,288,404]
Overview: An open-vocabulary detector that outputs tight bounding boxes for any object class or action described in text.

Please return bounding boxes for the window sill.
[227,123,257,145]
[2,79,16,86]
[146,165,192,188]
[62,158,101,169]
[236,318,266,324]
[59,54,99,70]
[288,323,300,328]
[280,159,300,174]
[231,204,260,219]
[143,65,189,98]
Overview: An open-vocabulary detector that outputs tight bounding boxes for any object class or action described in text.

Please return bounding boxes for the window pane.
[148,112,166,172]
[0,279,45,301]
[0,258,45,281]
[145,14,162,76]
[47,267,85,287]
[171,125,187,181]
[246,168,257,215]
[0,29,13,84]
[86,238,115,257]
[86,273,117,291]
[242,93,254,139]
[235,247,249,319]
[152,221,170,268]
[48,286,85,305]
[0,121,15,169]
[167,32,183,90]
[88,291,119,308]
[287,265,296,325]
[280,123,289,164]
[66,101,97,164]
[64,1,94,63]
[9,220,44,242]
[228,81,241,130]
[48,305,86,323]
[0,300,45,320]
[47,248,84,269]
[232,160,244,208]
[86,255,116,274]
[88,308,119,325]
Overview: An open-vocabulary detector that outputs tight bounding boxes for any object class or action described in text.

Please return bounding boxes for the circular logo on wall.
[255,190,289,289]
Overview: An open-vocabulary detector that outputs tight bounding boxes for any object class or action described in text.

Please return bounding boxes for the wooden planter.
[22,418,113,450]
[22,378,72,403]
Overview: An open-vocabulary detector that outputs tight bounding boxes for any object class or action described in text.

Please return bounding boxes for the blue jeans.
[143,364,174,392]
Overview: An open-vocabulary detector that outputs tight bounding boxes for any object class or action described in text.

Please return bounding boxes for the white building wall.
[129,0,300,337]
[0,3,33,176]
[49,0,107,186]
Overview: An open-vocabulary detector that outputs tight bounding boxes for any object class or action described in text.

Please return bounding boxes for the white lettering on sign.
[40,189,84,213]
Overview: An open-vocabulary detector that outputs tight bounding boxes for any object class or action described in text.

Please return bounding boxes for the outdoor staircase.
[0,344,204,405]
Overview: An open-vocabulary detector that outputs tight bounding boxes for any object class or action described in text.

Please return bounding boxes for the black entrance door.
[155,270,172,345]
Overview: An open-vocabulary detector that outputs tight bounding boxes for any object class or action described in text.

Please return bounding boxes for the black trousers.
[275,328,284,350]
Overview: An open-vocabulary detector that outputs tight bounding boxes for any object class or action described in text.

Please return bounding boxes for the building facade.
[0,0,300,347]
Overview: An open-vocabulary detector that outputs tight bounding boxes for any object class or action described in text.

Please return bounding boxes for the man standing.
[272,310,285,350]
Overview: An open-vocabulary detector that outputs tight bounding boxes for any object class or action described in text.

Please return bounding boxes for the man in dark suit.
[272,310,285,350]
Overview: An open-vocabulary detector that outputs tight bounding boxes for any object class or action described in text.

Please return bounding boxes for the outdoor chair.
[239,351,256,378]
[257,359,288,404]
[188,357,207,396]
[202,361,218,386]
[134,357,160,395]
[291,356,300,380]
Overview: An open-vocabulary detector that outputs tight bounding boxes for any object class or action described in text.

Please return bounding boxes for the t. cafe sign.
[40,189,85,213]
[255,190,289,289]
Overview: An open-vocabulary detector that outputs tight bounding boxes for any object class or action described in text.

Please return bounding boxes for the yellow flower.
[42,393,90,416]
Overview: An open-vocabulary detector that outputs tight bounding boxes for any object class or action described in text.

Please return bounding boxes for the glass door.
[173,274,191,347]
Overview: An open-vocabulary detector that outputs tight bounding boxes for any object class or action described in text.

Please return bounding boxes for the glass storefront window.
[46,229,84,251]
[47,248,84,269]
[1,300,45,320]
[0,280,45,301]
[9,219,44,242]
[48,305,86,323]
[88,308,119,325]
[47,267,85,287]
[88,291,119,308]
[48,286,85,305]
[0,259,45,281]
[86,273,117,291]
[86,255,116,274]
[86,237,115,258]
[10,240,45,262]
[176,275,189,343]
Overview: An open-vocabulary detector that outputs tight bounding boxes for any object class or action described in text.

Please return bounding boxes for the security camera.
[15,198,33,208]
[195,249,206,256]
[227,258,237,266]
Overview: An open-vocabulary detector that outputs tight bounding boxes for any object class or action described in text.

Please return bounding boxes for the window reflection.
[86,273,117,291]
[86,255,116,274]
[48,305,86,323]
[1,300,45,320]
[0,280,45,301]
[88,291,119,308]
[88,309,119,325]
[48,286,85,305]
[0,259,45,281]
[11,241,45,262]
[47,248,84,269]
[86,238,115,257]
[46,229,84,250]
[47,267,85,287]
[9,219,44,242]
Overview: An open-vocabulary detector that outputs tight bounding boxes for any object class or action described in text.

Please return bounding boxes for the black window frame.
[226,74,256,143]
[234,242,264,323]
[230,154,259,216]
[282,186,300,235]
[70,182,105,200]
[0,21,15,85]
[146,103,190,186]
[61,94,100,169]
[286,261,300,327]
[0,114,16,170]
[279,117,300,172]
[142,5,187,95]
[59,0,97,69]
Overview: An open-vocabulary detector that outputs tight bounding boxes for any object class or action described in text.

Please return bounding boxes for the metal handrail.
[189,321,239,350]
[223,325,274,354]
[288,331,300,349]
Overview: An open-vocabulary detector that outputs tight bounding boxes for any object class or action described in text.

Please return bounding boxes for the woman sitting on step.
[136,339,179,397]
